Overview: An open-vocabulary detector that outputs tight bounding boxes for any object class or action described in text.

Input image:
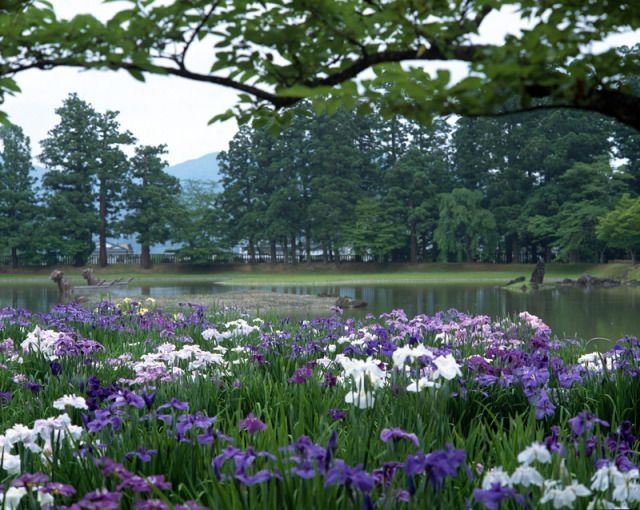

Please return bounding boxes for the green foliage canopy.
[596,194,640,263]
[434,188,497,262]
[120,144,183,268]
[1,1,639,130]
[0,124,38,267]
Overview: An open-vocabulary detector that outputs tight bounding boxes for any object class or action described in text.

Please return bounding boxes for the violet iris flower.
[325,459,375,494]
[327,408,346,422]
[404,444,468,492]
[40,481,76,497]
[473,483,526,510]
[239,413,267,434]
[380,428,420,447]
[568,410,610,436]
[125,448,158,462]
[288,365,314,384]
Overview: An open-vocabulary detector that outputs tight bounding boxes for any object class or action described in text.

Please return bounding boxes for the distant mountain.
[31,151,221,187]
[165,152,220,187]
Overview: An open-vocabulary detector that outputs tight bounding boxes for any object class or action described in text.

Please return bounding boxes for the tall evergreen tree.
[216,126,264,262]
[39,93,101,266]
[0,124,38,268]
[120,144,183,269]
[303,109,371,261]
[94,111,136,267]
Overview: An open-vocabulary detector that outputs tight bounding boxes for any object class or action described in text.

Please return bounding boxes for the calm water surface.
[1,282,638,344]
[267,283,640,345]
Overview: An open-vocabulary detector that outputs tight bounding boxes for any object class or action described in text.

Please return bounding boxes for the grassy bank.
[2,262,636,287]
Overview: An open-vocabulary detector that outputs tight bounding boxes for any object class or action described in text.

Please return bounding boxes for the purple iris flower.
[532,389,555,419]
[327,408,347,422]
[288,365,314,384]
[239,413,267,434]
[12,472,49,488]
[544,425,566,456]
[323,371,338,387]
[380,428,420,447]
[372,461,403,487]
[125,448,158,462]
[74,488,122,509]
[213,447,242,481]
[142,391,157,411]
[325,459,375,494]
[473,483,526,510]
[157,398,189,411]
[86,409,124,433]
[615,454,638,472]
[23,381,42,394]
[40,481,77,497]
[568,411,610,436]
[50,360,62,376]
[404,444,468,492]
[0,391,11,403]
[108,389,146,409]
[606,420,637,456]
[235,468,278,485]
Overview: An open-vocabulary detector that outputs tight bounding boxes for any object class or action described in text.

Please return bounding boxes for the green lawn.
[0,262,631,287]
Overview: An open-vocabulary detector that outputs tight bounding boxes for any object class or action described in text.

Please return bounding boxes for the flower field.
[1,298,639,509]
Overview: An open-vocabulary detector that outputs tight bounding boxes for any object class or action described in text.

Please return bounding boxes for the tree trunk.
[514,238,521,263]
[545,245,553,263]
[290,235,297,264]
[10,247,18,269]
[248,239,256,263]
[305,231,311,263]
[464,236,473,262]
[270,239,277,264]
[409,222,418,264]
[140,244,151,269]
[283,236,289,264]
[99,177,108,267]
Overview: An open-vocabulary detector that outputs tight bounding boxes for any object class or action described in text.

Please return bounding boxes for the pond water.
[1,282,639,345]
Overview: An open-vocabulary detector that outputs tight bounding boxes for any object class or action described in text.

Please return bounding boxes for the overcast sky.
[4,0,239,166]
[3,1,639,166]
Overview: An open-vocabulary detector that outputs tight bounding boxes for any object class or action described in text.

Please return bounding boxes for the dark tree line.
[214,101,640,264]
[2,95,640,268]
[0,93,182,269]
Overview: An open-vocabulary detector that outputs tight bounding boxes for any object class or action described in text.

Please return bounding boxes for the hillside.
[31,151,221,187]
[164,152,220,186]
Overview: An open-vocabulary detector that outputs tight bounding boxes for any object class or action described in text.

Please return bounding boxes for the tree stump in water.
[50,270,74,297]
[530,259,545,286]
[82,268,100,285]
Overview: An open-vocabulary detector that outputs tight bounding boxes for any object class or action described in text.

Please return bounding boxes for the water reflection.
[1,282,638,342]
[267,283,640,342]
